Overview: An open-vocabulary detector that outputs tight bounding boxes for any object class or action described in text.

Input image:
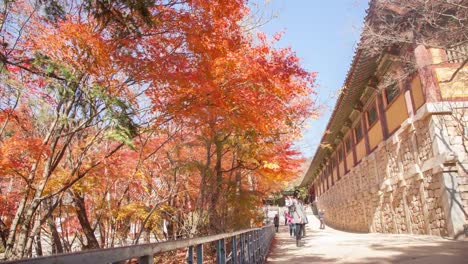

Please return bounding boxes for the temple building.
[301,2,468,238]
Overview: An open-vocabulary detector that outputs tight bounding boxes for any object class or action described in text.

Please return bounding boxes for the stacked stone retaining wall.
[316,110,468,237]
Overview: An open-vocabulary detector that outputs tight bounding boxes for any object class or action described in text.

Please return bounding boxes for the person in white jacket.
[290,193,307,246]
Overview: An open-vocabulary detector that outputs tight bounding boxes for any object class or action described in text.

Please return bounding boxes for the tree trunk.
[99,222,106,247]
[0,219,8,248]
[209,139,223,233]
[47,213,63,254]
[6,126,65,260]
[24,211,44,258]
[8,198,41,259]
[71,191,100,250]
[196,140,212,233]
[34,228,43,257]
[4,192,29,259]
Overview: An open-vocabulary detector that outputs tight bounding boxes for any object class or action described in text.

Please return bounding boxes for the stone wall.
[423,171,447,236]
[316,110,462,236]
[440,107,468,233]
[459,174,468,221]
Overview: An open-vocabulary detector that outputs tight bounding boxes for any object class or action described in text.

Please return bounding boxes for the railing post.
[258,230,262,262]
[264,228,267,260]
[139,255,153,264]
[240,234,245,263]
[252,231,255,262]
[196,244,203,264]
[231,235,237,264]
[254,230,258,262]
[259,229,264,261]
[247,233,251,263]
[252,231,256,262]
[216,238,226,264]
[263,229,266,258]
[187,246,194,264]
[258,230,261,261]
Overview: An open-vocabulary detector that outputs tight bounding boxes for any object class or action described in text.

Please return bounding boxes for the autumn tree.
[0,0,173,258]
[143,10,316,231]
[0,0,317,260]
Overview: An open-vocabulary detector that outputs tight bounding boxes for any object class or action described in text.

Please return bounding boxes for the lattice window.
[345,137,352,153]
[385,83,399,105]
[367,104,378,127]
[446,44,468,63]
[354,122,363,142]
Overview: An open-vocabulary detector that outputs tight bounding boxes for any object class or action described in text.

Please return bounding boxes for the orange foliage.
[0,0,317,259]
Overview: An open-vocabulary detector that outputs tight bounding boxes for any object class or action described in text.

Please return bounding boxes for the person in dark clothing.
[274,214,279,232]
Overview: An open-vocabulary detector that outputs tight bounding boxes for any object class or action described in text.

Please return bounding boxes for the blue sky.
[258,0,368,158]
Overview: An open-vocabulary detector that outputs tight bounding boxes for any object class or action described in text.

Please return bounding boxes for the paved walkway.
[267,208,468,264]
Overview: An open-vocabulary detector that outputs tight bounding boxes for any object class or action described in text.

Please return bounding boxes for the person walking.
[286,212,295,237]
[319,209,325,229]
[274,214,280,232]
[285,195,292,207]
[290,192,307,247]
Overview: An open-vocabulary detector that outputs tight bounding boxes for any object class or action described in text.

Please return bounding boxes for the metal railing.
[4,225,275,264]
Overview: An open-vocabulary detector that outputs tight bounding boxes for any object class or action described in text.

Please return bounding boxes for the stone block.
[462,199,468,208]
[461,193,468,200]
[458,184,468,192]
[458,174,468,183]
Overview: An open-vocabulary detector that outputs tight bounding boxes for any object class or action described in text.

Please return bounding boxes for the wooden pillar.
[337,154,341,180]
[414,45,441,102]
[362,115,371,155]
[377,94,389,140]
[351,129,358,166]
[403,75,417,116]
[331,161,335,186]
[326,169,329,191]
[342,140,348,174]
[321,172,324,194]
